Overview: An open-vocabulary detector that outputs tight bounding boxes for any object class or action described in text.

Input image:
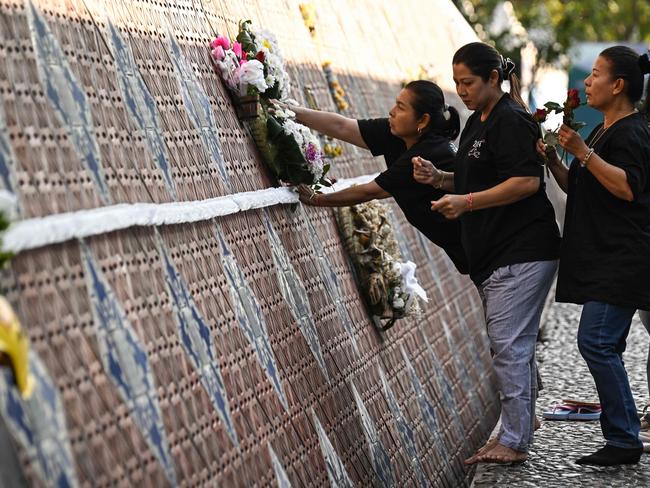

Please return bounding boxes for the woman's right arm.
[297,181,389,206]
[288,105,368,149]
[536,139,568,193]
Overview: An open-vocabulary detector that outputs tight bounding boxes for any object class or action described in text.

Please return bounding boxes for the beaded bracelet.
[465,192,473,212]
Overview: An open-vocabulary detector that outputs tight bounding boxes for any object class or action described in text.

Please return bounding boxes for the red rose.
[566,89,581,109]
[533,108,547,123]
[255,51,265,63]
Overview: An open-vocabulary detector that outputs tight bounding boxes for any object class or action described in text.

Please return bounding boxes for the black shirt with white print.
[454,94,561,285]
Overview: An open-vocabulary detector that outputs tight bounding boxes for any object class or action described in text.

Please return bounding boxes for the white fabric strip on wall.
[2,173,379,254]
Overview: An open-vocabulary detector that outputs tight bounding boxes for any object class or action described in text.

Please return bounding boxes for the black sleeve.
[606,129,649,201]
[358,118,399,157]
[375,139,455,195]
[374,160,407,195]
[489,116,542,179]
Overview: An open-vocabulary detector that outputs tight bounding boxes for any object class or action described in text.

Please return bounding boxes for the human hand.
[537,138,560,167]
[431,194,468,219]
[558,124,588,160]
[297,184,321,206]
[412,156,443,187]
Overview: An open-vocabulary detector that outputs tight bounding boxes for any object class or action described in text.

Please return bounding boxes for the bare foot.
[476,443,528,465]
[464,437,499,465]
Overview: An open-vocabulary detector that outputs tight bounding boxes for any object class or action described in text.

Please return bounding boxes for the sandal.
[542,402,601,421]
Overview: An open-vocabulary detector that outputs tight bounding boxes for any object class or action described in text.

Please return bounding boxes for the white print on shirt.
[468,139,485,159]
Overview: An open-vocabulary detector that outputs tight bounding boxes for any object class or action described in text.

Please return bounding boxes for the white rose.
[393,297,405,309]
[239,60,268,95]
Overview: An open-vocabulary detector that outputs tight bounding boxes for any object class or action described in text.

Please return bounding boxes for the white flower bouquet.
[210,21,331,187]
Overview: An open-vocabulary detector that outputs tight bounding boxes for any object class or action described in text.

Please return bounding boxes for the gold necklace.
[589,110,638,148]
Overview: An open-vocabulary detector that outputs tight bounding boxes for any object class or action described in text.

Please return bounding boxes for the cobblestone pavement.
[471,301,650,487]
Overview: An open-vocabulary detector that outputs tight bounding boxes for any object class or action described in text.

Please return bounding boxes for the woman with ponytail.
[285,80,468,273]
[538,47,650,466]
[414,42,561,465]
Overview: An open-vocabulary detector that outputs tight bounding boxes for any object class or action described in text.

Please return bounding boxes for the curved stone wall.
[0,0,498,486]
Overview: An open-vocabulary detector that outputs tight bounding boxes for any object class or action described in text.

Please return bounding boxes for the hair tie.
[639,53,650,75]
[442,104,451,121]
[500,55,516,76]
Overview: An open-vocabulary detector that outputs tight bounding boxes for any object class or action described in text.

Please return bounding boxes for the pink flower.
[239,58,247,66]
[210,35,230,51]
[232,42,243,59]
[211,46,225,62]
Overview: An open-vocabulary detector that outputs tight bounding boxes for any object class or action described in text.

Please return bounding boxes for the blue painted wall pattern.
[350,381,394,488]
[80,243,176,485]
[155,232,238,446]
[268,444,293,488]
[0,353,78,488]
[167,30,230,186]
[422,334,466,444]
[378,367,427,488]
[0,105,18,210]
[300,207,360,357]
[441,317,483,419]
[400,346,450,464]
[26,1,110,204]
[263,215,329,381]
[312,409,355,488]
[106,21,176,199]
[215,225,288,409]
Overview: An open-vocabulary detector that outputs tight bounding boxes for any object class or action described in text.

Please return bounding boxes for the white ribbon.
[0,173,381,254]
[394,260,428,303]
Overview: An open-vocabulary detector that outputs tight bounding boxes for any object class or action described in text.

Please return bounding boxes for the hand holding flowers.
[535,89,586,165]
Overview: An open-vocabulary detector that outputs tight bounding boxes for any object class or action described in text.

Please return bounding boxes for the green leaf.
[544,102,563,111]
[236,20,257,54]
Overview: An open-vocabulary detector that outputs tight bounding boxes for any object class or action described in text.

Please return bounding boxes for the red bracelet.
[465,192,473,212]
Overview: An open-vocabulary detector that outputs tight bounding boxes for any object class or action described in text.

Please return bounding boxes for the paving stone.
[471,301,650,487]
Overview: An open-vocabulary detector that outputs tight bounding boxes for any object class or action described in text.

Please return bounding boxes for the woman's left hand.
[558,124,588,159]
[431,194,468,219]
[297,184,321,205]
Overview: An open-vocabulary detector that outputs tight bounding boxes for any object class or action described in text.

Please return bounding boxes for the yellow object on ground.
[0,296,33,398]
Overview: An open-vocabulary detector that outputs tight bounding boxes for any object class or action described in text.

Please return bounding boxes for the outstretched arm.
[275,101,368,149]
[297,181,390,206]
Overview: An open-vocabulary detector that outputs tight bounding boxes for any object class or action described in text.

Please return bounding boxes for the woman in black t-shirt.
[539,46,650,466]
[284,80,468,273]
[414,42,561,465]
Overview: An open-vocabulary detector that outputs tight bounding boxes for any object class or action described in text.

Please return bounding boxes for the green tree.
[455,0,650,67]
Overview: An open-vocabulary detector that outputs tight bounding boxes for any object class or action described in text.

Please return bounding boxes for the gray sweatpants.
[477,260,558,452]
